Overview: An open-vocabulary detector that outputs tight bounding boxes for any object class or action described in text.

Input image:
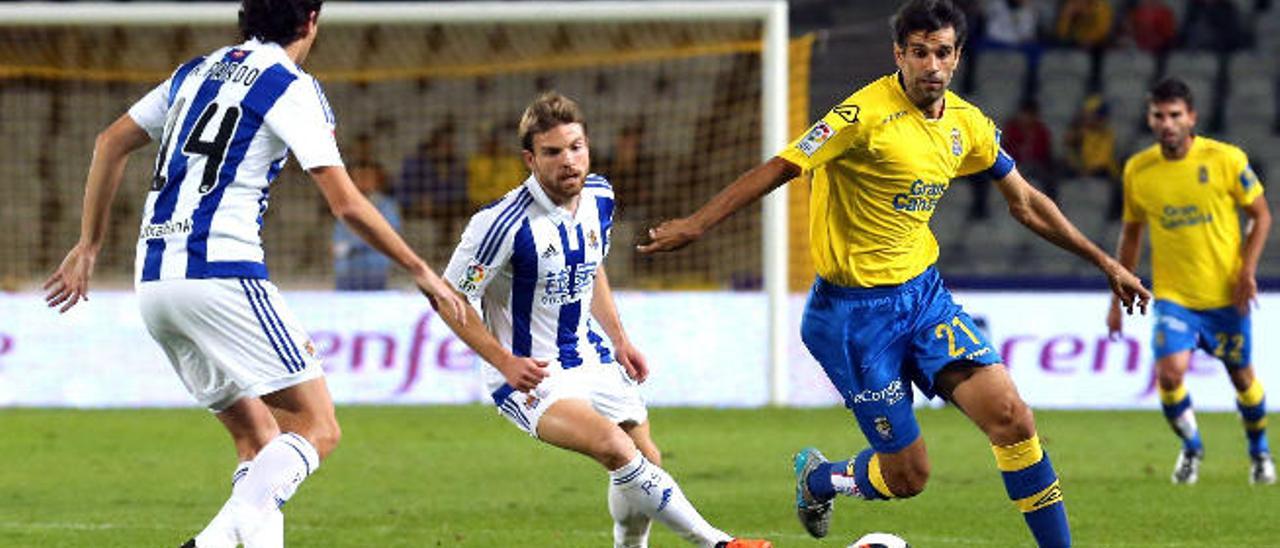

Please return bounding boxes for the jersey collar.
[522,174,576,224]
[891,72,946,121]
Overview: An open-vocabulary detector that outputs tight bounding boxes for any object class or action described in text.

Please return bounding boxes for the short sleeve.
[264,75,342,170]
[1121,159,1145,223]
[444,205,519,300]
[1227,148,1264,206]
[958,114,1014,179]
[776,101,866,171]
[127,82,170,140]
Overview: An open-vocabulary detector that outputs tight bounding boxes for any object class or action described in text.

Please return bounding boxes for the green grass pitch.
[0,405,1276,547]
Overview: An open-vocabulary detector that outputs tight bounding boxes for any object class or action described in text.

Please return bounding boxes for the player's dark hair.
[1148,77,1195,111]
[239,0,323,47]
[891,0,968,49]
[518,92,587,152]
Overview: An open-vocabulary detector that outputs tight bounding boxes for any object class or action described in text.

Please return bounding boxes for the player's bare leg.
[1153,351,1203,483]
[537,399,765,548]
[940,364,1070,547]
[217,398,280,462]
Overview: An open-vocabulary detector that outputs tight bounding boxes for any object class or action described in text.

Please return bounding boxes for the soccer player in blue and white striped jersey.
[43,1,465,546]
[438,93,770,548]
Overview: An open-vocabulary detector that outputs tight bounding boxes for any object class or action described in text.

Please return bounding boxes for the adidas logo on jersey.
[542,243,558,258]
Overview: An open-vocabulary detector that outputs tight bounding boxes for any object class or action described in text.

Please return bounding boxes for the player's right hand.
[499,355,550,392]
[1105,264,1151,316]
[43,243,97,313]
[1106,300,1124,340]
[414,271,468,326]
[637,217,703,254]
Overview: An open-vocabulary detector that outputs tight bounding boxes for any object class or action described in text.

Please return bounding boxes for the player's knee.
[984,397,1036,444]
[1156,369,1184,391]
[595,428,640,470]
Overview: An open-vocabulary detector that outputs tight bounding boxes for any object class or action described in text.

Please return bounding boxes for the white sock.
[608,455,730,547]
[233,432,320,512]
[608,476,653,548]
[208,433,318,544]
[192,462,255,548]
[232,461,252,488]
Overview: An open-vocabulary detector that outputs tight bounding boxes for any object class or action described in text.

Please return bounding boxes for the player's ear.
[521,149,535,171]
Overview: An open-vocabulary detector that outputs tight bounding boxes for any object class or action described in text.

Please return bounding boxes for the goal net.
[0,3,808,294]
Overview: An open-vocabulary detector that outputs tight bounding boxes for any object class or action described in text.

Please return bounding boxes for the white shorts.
[489,360,648,438]
[137,278,323,412]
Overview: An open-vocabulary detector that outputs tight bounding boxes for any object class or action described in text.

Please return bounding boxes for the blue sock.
[1237,381,1270,457]
[806,449,890,502]
[994,437,1070,548]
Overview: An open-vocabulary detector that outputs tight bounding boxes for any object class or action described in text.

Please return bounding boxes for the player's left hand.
[43,243,97,313]
[415,271,468,326]
[1233,268,1258,316]
[615,341,649,383]
[1105,264,1151,315]
[637,217,702,254]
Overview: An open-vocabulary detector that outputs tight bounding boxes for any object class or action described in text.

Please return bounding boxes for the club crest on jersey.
[587,229,599,250]
[525,393,541,409]
[230,49,248,60]
[797,121,834,157]
[874,416,894,440]
[1198,165,1209,184]
[304,340,317,358]
[951,127,963,156]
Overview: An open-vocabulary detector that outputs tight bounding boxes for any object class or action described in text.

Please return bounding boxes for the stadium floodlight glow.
[2,0,791,406]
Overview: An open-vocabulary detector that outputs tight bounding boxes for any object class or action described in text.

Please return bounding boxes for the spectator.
[396,119,467,221]
[963,0,1044,101]
[1062,94,1122,219]
[466,123,527,209]
[1180,0,1246,132]
[1124,0,1177,83]
[1002,98,1058,198]
[333,160,399,290]
[1055,0,1114,93]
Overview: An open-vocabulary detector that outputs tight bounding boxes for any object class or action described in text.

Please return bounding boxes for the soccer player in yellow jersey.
[1107,78,1275,486]
[640,1,1151,546]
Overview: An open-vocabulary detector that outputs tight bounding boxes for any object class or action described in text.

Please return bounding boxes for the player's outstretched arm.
[1107,221,1145,339]
[590,266,647,382]
[309,165,466,323]
[44,114,152,313]
[994,167,1152,314]
[435,288,549,391]
[638,156,800,253]
[1235,195,1272,314]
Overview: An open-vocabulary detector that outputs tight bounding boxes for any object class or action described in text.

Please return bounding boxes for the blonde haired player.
[437,92,769,548]
[1107,77,1275,485]
[43,1,465,545]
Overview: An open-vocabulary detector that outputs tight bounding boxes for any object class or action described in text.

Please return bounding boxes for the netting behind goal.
[0,13,807,292]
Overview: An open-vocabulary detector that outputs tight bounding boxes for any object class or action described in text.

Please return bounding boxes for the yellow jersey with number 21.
[778,73,1013,288]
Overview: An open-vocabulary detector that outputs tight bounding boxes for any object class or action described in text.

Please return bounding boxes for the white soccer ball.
[849,532,910,548]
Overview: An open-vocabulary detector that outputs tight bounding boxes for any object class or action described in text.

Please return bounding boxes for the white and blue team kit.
[445,174,648,436]
[128,40,340,411]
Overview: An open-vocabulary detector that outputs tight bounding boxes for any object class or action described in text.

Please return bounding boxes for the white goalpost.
[0,1,792,406]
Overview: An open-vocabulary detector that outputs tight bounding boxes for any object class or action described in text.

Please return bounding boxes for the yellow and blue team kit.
[779,73,1014,451]
[1123,137,1264,366]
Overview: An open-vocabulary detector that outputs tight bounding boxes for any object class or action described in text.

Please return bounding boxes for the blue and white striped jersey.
[127,39,342,283]
[445,174,617,375]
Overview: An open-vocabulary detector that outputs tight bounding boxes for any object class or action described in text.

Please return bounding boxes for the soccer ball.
[849,532,910,548]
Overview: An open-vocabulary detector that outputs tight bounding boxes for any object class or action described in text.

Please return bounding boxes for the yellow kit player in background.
[1107,77,1275,485]
[641,1,1150,546]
